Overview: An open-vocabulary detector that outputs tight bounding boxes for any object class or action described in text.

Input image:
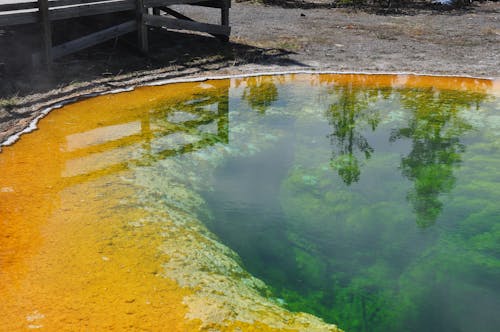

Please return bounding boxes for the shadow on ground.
[0,20,305,100]
[0,19,306,143]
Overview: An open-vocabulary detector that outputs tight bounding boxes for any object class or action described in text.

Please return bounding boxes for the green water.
[93,75,500,331]
[176,76,500,332]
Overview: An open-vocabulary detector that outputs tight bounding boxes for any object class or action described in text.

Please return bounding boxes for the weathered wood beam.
[0,11,38,27]
[0,2,37,12]
[49,1,135,21]
[144,0,225,8]
[136,0,148,53]
[0,1,135,27]
[218,1,229,42]
[157,6,193,21]
[156,6,229,41]
[49,0,126,8]
[38,0,52,66]
[221,2,229,26]
[0,0,230,27]
[51,20,136,59]
[194,0,231,9]
[0,0,133,11]
[143,13,230,36]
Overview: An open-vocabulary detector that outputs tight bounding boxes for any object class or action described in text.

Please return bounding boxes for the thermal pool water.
[0,74,498,331]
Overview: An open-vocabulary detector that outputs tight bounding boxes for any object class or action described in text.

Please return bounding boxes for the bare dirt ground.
[0,1,499,144]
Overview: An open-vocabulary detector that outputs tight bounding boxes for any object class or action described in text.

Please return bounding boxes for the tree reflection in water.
[199,76,498,332]
[326,84,382,185]
[324,82,489,227]
[390,89,484,228]
[242,77,279,114]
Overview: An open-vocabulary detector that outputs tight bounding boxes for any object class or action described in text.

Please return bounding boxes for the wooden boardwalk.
[0,0,230,65]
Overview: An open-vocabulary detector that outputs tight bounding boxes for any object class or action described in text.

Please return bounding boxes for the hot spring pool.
[0,74,498,331]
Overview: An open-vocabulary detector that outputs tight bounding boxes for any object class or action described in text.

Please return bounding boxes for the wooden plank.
[0,0,132,12]
[0,2,37,12]
[157,6,193,21]
[193,0,230,9]
[144,0,218,8]
[51,20,136,58]
[0,0,230,27]
[143,13,229,36]
[49,0,134,21]
[136,0,148,53]
[159,7,229,42]
[0,1,136,26]
[155,5,230,40]
[0,0,136,12]
[0,11,38,26]
[49,0,125,8]
[0,1,134,27]
[38,0,52,65]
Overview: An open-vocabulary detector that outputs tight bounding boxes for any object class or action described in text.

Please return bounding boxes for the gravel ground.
[0,1,499,144]
[227,2,500,76]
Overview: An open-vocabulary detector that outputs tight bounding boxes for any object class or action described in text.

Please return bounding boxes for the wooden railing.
[0,0,230,65]
[0,0,136,26]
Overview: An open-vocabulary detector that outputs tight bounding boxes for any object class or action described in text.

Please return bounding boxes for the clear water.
[197,76,500,332]
[1,74,499,331]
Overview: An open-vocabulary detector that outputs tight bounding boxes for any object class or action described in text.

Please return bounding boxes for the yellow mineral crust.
[0,77,342,331]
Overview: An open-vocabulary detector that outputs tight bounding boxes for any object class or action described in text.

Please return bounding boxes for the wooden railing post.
[37,0,52,66]
[221,0,229,27]
[219,0,229,42]
[136,0,148,54]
